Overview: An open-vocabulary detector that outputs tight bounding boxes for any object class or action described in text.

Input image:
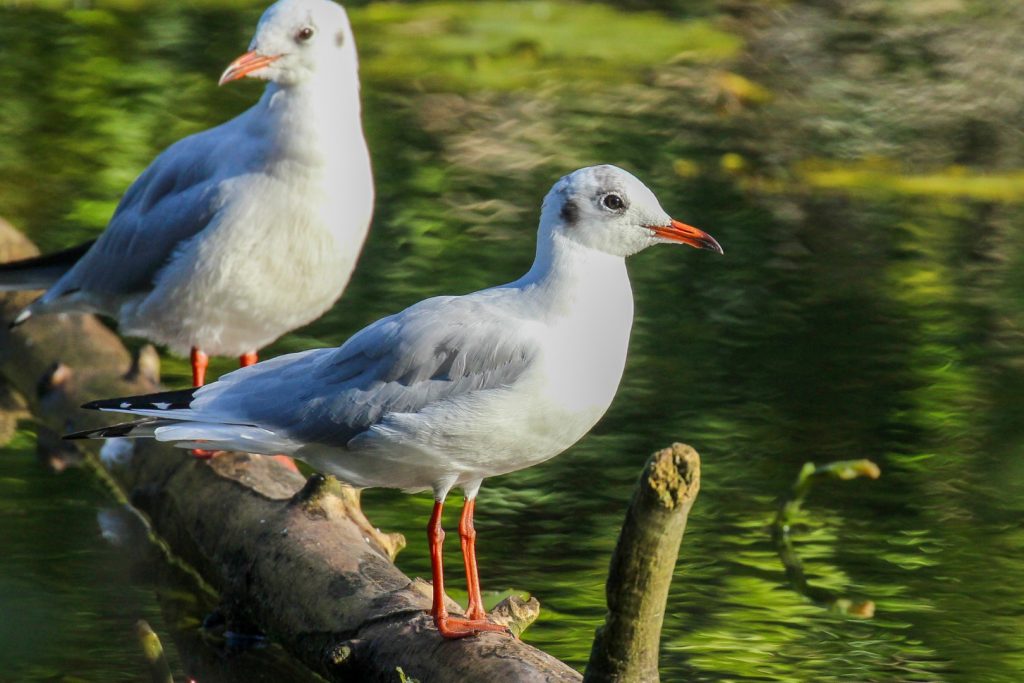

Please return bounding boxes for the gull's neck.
[255,65,366,167]
[514,229,633,321]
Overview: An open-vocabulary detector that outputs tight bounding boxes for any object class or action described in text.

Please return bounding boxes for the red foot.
[434,615,510,640]
[428,499,512,640]
[191,448,217,459]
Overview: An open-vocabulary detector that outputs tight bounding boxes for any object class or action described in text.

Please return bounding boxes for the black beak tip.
[704,237,724,255]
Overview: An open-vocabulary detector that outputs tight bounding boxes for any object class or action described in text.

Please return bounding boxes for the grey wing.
[186,295,540,447]
[43,123,243,301]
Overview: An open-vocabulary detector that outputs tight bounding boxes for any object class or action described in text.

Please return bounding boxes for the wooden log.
[583,443,700,683]
[0,220,581,683]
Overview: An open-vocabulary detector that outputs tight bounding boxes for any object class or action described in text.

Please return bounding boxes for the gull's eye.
[296,27,315,42]
[601,193,626,211]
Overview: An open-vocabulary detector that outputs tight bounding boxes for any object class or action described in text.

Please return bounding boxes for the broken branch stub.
[584,443,701,683]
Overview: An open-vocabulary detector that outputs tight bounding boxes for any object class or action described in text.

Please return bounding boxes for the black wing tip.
[81,387,198,412]
[8,310,30,329]
[81,396,129,411]
[63,427,96,440]
[63,421,142,440]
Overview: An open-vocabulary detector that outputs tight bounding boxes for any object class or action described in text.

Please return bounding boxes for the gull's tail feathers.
[64,419,165,440]
[0,239,95,292]
[68,387,296,454]
[2,239,96,328]
[65,418,288,454]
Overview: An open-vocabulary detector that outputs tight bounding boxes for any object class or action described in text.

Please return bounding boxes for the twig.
[771,459,880,617]
[136,620,174,683]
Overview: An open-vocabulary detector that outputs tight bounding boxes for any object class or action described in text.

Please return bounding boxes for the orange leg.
[428,499,508,639]
[190,348,214,458]
[239,350,299,473]
[190,347,209,387]
[459,498,486,620]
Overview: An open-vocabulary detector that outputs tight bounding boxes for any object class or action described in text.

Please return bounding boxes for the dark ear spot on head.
[336,30,345,46]
[560,199,578,226]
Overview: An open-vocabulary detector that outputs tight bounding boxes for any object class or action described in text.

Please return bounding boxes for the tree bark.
[0,220,580,683]
[584,443,701,683]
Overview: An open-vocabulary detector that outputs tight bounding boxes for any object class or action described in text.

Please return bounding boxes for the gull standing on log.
[67,165,723,638]
[0,0,373,389]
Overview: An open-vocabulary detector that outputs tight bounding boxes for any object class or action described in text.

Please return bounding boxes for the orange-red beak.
[648,219,723,254]
[218,51,281,86]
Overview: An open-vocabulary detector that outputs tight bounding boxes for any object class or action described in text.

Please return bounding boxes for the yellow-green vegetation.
[353,2,741,92]
[396,667,420,683]
[4,0,257,8]
[796,158,1024,203]
[136,620,174,683]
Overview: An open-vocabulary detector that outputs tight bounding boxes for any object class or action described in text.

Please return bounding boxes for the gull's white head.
[539,165,723,258]
[219,0,357,87]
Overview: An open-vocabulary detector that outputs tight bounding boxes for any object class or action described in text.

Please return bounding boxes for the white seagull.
[0,0,373,389]
[67,165,723,638]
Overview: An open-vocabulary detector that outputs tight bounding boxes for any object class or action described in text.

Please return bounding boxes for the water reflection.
[2,0,1024,681]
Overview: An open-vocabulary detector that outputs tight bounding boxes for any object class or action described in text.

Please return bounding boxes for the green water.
[2,1,1024,680]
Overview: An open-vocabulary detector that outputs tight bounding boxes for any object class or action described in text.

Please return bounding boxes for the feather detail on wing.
[40,121,252,302]
[75,294,541,452]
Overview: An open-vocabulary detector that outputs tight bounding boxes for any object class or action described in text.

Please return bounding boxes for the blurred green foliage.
[356,2,740,91]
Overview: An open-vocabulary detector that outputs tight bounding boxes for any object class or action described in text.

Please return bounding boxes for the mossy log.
[0,220,580,683]
[584,443,701,683]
